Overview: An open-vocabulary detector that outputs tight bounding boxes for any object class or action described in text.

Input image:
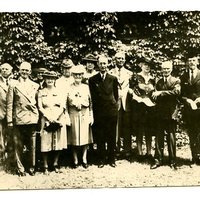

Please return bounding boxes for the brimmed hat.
[62,59,74,68]
[71,65,86,74]
[43,70,58,79]
[138,57,151,64]
[82,54,97,62]
[34,67,47,74]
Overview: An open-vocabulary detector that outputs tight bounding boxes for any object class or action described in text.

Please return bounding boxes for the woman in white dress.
[38,70,69,174]
[67,65,93,169]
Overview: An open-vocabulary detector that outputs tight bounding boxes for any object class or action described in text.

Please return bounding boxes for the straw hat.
[71,65,86,74]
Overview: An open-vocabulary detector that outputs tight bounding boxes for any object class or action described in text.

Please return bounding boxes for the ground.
[0,144,199,190]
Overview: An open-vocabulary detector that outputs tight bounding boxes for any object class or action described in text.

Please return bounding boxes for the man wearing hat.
[7,61,39,176]
[0,63,14,169]
[56,58,74,91]
[150,60,180,170]
[89,55,118,168]
[180,55,200,165]
[109,51,133,159]
[33,67,47,89]
[82,54,98,84]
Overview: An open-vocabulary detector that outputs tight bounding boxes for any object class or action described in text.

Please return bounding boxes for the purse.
[44,122,63,132]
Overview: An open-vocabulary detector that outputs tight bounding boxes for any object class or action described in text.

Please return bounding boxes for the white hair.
[0,63,13,69]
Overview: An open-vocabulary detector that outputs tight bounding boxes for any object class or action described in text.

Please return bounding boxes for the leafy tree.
[0,13,56,70]
[147,11,200,61]
[44,12,118,64]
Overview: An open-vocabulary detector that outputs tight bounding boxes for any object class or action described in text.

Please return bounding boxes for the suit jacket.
[0,75,15,120]
[109,67,132,111]
[181,69,200,102]
[7,77,39,125]
[89,73,118,118]
[155,75,181,120]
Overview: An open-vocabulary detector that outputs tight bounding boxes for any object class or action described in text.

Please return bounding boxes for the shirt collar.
[163,75,171,82]
[100,72,106,79]
[19,77,30,83]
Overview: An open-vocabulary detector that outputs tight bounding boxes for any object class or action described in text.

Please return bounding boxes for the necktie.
[164,77,167,85]
[5,79,8,86]
[100,74,104,81]
[191,70,194,82]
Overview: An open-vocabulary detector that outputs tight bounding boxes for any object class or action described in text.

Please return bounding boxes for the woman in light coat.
[67,65,93,169]
[38,70,70,174]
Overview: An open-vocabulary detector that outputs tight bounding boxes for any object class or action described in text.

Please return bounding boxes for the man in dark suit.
[89,55,118,168]
[181,56,200,164]
[151,61,181,170]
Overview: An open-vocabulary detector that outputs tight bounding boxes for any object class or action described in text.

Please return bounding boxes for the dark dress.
[129,72,156,137]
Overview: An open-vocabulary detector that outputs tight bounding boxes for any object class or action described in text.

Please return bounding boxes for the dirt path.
[0,145,199,190]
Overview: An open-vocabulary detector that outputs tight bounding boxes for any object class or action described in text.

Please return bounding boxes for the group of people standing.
[0,51,200,176]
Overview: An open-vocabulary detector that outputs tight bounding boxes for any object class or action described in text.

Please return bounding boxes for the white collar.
[100,72,106,79]
[19,77,30,83]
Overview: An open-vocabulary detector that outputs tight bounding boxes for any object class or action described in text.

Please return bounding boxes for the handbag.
[44,122,63,132]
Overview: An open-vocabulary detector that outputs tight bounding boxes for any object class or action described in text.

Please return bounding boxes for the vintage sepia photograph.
[1,1,200,195]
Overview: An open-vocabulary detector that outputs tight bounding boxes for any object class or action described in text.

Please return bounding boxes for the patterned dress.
[38,87,69,152]
[67,83,93,146]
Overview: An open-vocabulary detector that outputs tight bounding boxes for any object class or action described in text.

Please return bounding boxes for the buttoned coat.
[155,75,181,120]
[7,78,39,125]
[181,69,200,102]
[180,69,200,124]
[89,73,118,118]
[109,67,132,111]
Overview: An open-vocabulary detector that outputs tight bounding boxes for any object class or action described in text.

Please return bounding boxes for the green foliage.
[51,12,118,64]
[147,11,200,60]
[83,12,118,53]
[0,13,56,70]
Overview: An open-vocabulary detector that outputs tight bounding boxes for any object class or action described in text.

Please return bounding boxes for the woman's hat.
[82,54,97,62]
[61,59,74,68]
[43,70,58,79]
[71,65,86,74]
[138,57,151,64]
[34,67,48,74]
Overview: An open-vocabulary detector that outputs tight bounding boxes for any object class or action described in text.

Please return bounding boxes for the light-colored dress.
[67,83,93,146]
[38,87,69,152]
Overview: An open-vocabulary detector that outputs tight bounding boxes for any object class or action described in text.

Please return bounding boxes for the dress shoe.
[109,162,116,168]
[72,163,78,169]
[150,163,160,169]
[53,165,60,173]
[129,157,135,163]
[98,162,104,168]
[43,167,49,175]
[82,163,89,169]
[150,160,161,169]
[170,163,178,170]
[28,168,35,176]
[16,170,26,177]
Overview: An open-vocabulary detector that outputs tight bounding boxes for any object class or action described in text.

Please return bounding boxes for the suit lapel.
[0,82,8,93]
[98,73,111,93]
[15,79,34,103]
[191,69,200,84]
